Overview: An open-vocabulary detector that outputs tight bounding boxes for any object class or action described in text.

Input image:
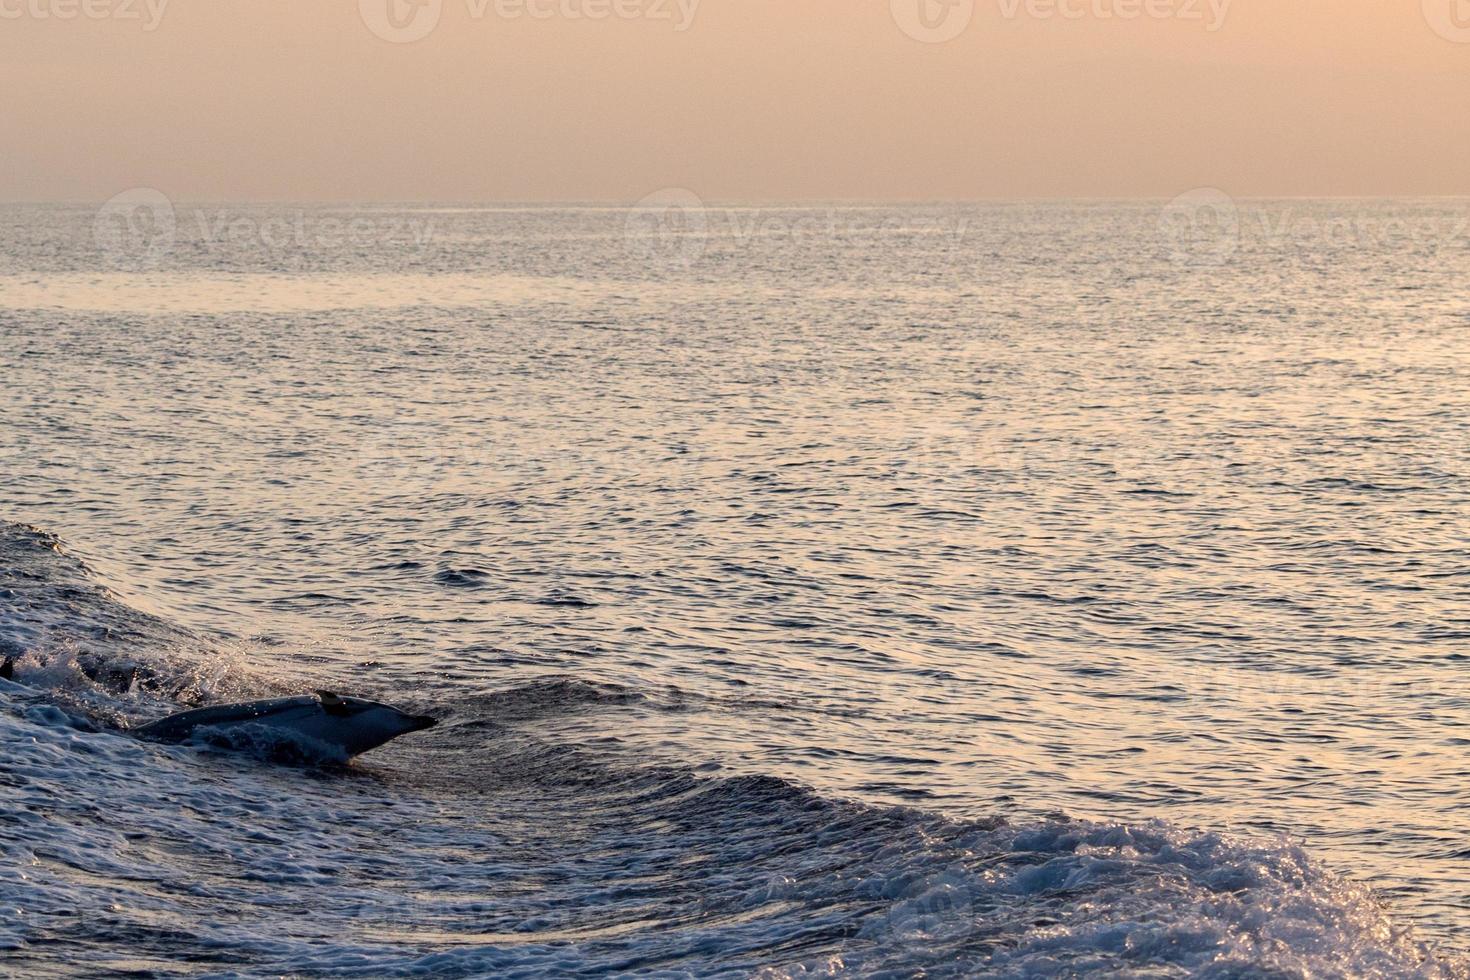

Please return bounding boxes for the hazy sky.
[2,0,1466,201]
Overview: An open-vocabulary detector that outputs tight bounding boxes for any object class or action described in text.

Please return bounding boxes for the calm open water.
[1,200,1467,977]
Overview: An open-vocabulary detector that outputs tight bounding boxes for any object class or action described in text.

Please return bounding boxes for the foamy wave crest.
[0,521,272,721]
[0,520,1462,977]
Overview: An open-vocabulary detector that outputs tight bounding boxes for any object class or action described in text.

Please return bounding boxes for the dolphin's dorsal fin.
[317,690,351,716]
[0,656,12,681]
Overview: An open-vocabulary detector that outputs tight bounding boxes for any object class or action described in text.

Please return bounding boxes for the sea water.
[0,200,1466,976]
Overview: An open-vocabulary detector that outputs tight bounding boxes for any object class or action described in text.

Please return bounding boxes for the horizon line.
[6,194,1470,207]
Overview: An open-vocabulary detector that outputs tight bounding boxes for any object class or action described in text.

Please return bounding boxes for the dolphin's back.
[134,696,318,742]
[130,692,436,760]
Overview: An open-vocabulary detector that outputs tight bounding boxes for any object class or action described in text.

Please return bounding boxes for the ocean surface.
[1,200,1467,977]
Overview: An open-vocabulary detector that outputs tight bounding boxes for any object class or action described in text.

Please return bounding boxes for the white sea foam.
[1,661,1460,977]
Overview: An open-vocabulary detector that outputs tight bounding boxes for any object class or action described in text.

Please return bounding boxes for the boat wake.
[0,520,1460,977]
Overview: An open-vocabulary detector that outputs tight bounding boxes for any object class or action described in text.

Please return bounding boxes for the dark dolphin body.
[1,658,433,761]
[133,691,438,760]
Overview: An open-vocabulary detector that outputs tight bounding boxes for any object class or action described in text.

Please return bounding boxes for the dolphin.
[133,690,438,761]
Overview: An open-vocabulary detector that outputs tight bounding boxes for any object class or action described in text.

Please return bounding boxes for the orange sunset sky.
[1,0,1466,201]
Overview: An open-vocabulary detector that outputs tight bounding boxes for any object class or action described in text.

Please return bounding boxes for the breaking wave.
[0,521,1461,977]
